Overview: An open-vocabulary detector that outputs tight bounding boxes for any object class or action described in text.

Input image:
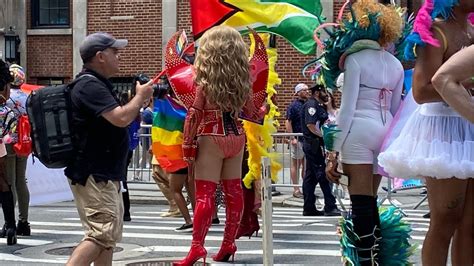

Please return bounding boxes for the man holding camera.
[65,32,153,266]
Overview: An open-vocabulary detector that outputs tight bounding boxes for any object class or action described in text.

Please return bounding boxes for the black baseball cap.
[80,32,128,63]
[310,84,325,93]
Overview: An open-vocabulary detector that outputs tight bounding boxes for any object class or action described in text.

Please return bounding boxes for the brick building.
[1,0,421,130]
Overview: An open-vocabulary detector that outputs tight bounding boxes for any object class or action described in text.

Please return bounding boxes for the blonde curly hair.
[194,25,251,114]
[349,0,403,47]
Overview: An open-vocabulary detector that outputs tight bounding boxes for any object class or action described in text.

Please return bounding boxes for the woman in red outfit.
[173,25,266,266]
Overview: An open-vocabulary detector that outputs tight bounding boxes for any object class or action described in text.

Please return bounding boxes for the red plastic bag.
[13,114,32,157]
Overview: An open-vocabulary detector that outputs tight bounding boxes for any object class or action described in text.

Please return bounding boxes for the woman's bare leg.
[170,173,192,225]
[451,179,473,265]
[422,177,468,266]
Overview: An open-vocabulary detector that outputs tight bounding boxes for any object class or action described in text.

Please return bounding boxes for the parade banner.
[26,156,73,206]
[191,0,322,55]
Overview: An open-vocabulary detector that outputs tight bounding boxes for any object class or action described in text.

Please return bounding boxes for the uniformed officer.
[300,84,340,216]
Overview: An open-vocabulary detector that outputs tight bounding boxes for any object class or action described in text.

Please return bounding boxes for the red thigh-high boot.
[213,178,244,262]
[236,185,260,239]
[173,180,217,266]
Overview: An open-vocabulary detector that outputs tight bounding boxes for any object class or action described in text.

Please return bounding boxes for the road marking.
[0,254,67,264]
[132,245,341,256]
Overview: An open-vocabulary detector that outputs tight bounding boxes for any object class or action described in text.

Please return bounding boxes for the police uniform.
[300,97,337,215]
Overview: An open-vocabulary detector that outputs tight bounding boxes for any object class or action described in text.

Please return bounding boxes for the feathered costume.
[163,29,269,266]
[304,1,416,265]
[378,0,474,180]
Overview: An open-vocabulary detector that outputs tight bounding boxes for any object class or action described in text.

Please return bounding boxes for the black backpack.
[27,74,93,168]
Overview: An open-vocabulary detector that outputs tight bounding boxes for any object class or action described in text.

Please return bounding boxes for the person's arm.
[102,80,154,127]
[390,71,404,116]
[432,45,474,123]
[412,27,446,104]
[334,56,361,152]
[307,121,322,137]
[182,87,205,162]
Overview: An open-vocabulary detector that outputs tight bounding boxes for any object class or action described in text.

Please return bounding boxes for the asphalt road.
[0,198,428,265]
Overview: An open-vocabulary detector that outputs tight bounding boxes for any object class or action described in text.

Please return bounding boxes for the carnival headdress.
[404,0,463,60]
[303,0,410,90]
[163,29,268,124]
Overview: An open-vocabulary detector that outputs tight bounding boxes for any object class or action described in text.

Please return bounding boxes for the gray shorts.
[290,141,305,160]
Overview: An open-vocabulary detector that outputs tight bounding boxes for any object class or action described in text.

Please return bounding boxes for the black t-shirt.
[65,68,129,185]
[301,98,328,140]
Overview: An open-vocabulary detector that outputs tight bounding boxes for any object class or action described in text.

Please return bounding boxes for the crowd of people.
[0,0,472,266]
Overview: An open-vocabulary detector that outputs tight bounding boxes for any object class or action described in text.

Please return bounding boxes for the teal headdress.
[303,0,413,90]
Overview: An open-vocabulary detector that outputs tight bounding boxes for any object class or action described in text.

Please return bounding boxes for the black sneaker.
[324,208,342,217]
[302,210,324,216]
[17,220,31,236]
[423,212,430,219]
[123,215,131,222]
[175,223,193,232]
[212,217,220,224]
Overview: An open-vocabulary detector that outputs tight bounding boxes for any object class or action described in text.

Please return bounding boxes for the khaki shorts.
[69,176,123,249]
[290,141,305,160]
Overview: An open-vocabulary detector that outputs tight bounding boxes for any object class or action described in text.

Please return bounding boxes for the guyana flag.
[191,0,323,55]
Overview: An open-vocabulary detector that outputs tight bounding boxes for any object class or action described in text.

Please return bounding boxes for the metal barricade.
[127,124,153,182]
[128,130,307,188]
[270,133,304,188]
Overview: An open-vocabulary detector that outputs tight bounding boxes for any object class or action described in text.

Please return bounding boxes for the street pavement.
[0,184,429,265]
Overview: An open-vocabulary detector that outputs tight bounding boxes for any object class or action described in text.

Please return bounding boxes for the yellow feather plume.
[243,33,282,189]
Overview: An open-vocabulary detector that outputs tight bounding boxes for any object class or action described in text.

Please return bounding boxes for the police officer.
[301,84,340,216]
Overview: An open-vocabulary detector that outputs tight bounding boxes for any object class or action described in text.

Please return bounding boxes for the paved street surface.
[0,196,429,265]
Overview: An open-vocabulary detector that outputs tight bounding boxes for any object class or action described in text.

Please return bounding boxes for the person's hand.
[135,80,154,99]
[291,138,298,146]
[148,146,153,155]
[326,153,341,184]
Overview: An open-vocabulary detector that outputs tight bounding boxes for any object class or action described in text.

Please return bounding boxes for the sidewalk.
[127,181,429,210]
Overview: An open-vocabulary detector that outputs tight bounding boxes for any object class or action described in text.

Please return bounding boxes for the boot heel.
[231,253,235,262]
[6,228,16,245]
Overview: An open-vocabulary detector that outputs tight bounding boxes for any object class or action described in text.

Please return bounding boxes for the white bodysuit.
[334,48,404,172]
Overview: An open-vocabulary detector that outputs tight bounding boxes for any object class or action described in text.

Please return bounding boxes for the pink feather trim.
[413,0,440,47]
[469,13,474,24]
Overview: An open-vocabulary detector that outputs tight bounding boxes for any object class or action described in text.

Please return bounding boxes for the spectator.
[151,156,180,217]
[65,32,153,266]
[300,84,340,217]
[0,59,17,245]
[285,83,309,198]
[4,64,30,236]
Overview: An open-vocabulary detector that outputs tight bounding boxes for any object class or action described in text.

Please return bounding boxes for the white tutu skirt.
[378,102,474,179]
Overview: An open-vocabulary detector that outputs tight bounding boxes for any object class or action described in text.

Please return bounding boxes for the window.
[110,77,134,105]
[36,77,64,86]
[31,0,70,28]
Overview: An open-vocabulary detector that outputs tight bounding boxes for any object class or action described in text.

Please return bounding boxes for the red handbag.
[13,114,32,157]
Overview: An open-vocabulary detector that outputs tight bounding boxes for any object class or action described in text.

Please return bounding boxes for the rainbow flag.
[152,96,187,173]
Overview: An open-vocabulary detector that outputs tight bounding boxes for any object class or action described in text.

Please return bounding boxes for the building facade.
[1,0,421,130]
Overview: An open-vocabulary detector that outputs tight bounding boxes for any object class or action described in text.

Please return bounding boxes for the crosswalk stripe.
[132,245,341,256]
[0,254,66,264]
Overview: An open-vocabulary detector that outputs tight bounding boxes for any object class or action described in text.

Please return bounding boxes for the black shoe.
[212,217,220,224]
[16,220,31,236]
[175,223,193,232]
[423,212,430,219]
[6,227,16,245]
[420,189,427,195]
[123,215,131,222]
[324,208,342,217]
[303,210,324,216]
[0,224,6,238]
[382,187,396,193]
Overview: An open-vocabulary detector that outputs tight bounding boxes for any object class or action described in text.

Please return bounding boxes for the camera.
[116,73,170,105]
[134,73,170,99]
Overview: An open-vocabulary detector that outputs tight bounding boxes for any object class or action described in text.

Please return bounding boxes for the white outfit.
[378,100,474,179]
[335,49,404,173]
